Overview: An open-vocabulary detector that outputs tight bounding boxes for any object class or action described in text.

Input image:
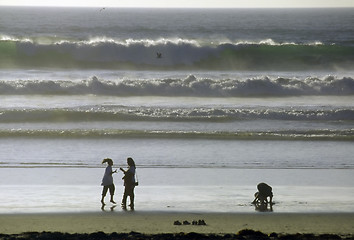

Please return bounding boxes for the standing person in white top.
[100,158,117,205]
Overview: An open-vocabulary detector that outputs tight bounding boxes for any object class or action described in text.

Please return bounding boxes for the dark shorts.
[102,184,115,196]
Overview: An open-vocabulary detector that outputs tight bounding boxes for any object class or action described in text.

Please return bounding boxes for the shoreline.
[2,168,354,214]
[1,212,354,236]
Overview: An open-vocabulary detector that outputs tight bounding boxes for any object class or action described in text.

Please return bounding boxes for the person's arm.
[269,192,273,204]
[252,192,259,204]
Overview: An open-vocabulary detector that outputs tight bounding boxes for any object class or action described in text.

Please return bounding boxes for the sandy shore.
[1,211,354,236]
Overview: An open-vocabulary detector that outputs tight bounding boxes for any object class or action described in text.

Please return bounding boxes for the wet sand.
[1,212,354,239]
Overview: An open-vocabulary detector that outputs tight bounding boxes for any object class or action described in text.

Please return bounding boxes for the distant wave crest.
[1,37,353,70]
[0,129,353,142]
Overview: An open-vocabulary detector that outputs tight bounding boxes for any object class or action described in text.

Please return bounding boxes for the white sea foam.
[1,75,354,96]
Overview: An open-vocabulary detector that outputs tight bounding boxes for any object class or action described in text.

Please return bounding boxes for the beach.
[1,212,354,239]
[1,168,354,239]
[1,7,354,239]
[1,168,354,238]
[1,168,354,214]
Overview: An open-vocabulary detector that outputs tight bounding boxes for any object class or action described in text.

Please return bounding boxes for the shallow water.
[0,138,353,169]
[1,168,353,213]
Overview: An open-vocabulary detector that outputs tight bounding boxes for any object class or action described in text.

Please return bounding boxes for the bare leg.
[101,186,109,205]
[109,184,116,203]
[129,192,135,210]
[122,190,128,209]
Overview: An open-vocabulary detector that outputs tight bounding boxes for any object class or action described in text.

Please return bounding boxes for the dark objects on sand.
[0,230,352,240]
[174,219,207,226]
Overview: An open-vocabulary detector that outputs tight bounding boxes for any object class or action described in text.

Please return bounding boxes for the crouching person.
[252,182,273,205]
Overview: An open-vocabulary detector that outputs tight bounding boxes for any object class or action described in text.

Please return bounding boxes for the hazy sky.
[1,0,354,8]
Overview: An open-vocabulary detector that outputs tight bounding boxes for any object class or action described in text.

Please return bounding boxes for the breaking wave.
[1,106,354,122]
[1,75,354,97]
[1,37,353,70]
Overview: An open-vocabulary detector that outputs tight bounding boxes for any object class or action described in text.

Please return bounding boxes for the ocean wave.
[0,129,353,141]
[1,37,353,70]
[1,75,354,97]
[1,106,354,122]
[0,35,324,46]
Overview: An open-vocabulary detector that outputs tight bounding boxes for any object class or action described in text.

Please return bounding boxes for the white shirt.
[101,165,113,186]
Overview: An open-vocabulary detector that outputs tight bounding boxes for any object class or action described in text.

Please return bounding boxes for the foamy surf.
[1,75,354,96]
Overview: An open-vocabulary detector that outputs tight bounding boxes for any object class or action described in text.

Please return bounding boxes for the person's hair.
[127,157,136,168]
[102,158,113,165]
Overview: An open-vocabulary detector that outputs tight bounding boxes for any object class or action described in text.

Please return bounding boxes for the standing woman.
[101,158,117,205]
[120,157,136,210]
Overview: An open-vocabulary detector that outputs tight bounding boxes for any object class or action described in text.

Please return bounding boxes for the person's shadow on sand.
[100,203,135,212]
[101,204,117,212]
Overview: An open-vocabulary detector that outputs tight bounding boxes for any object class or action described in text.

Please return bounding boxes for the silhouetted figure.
[101,158,117,205]
[252,182,273,205]
[252,182,274,212]
[120,157,137,210]
[156,52,162,58]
